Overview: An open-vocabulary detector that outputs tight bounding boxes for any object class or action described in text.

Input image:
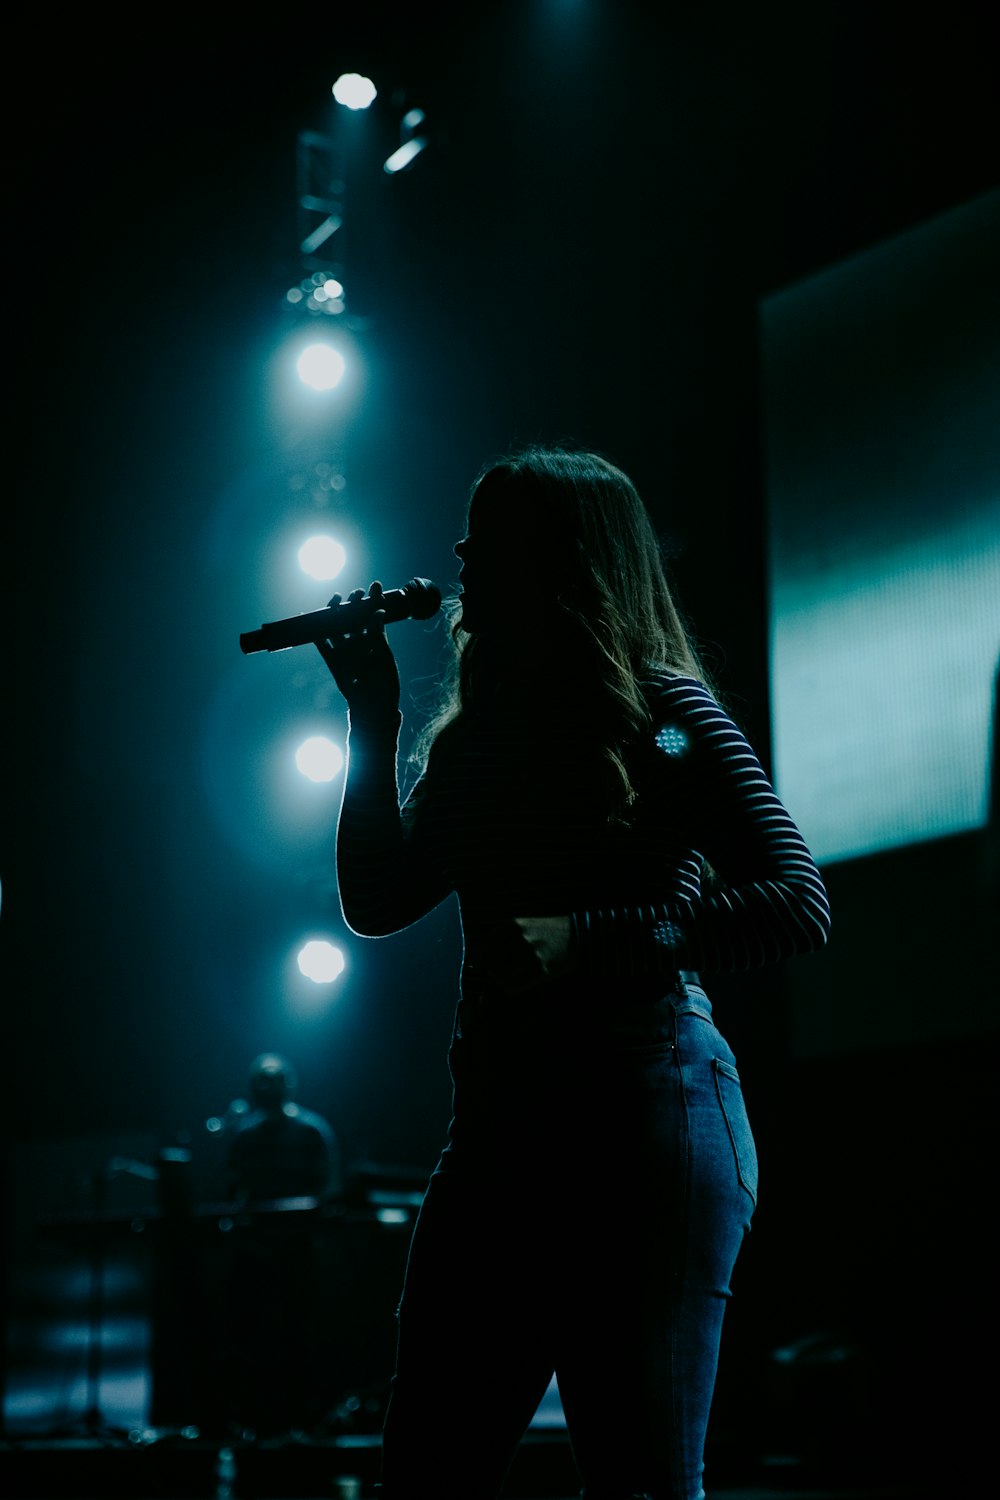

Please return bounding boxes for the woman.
[317,445,831,1500]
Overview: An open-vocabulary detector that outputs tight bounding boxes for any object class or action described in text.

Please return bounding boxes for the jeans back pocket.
[713,1057,759,1207]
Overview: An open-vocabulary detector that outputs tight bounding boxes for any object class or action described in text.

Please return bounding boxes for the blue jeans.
[378,982,758,1500]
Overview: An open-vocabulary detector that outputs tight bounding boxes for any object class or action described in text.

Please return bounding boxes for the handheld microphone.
[240,577,442,655]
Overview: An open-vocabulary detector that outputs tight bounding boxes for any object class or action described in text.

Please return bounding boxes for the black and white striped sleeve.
[573,678,832,976]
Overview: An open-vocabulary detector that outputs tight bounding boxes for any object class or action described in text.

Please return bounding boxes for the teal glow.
[762,191,1000,864]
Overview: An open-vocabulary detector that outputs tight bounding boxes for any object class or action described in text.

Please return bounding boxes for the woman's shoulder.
[640,669,717,711]
[639,672,738,756]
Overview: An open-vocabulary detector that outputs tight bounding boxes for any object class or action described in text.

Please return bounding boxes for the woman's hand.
[472,915,574,995]
[315,582,401,721]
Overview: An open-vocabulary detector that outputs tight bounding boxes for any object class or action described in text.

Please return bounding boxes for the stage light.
[296,342,346,391]
[311,276,345,313]
[332,73,377,110]
[294,736,344,783]
[655,724,690,758]
[287,274,347,317]
[384,105,428,175]
[297,939,346,984]
[384,137,427,175]
[376,1207,410,1225]
[298,534,347,580]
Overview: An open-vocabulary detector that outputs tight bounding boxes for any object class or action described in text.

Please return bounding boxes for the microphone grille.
[405,578,443,620]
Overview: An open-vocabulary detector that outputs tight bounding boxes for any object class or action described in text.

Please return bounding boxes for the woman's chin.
[458,595,506,636]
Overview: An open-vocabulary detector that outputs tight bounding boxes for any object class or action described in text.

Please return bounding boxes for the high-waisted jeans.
[377,981,758,1500]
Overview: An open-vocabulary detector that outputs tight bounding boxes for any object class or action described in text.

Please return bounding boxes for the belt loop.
[671,972,713,1021]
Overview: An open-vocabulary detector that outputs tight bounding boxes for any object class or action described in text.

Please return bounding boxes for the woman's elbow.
[341,904,399,939]
[805,897,832,952]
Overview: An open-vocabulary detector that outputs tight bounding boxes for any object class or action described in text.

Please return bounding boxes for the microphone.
[240,577,442,655]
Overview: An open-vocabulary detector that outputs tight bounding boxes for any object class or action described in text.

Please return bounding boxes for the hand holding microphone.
[240,575,442,721]
[239,576,441,653]
[315,581,402,721]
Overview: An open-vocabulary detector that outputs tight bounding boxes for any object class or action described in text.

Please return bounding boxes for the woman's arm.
[571,677,832,976]
[335,713,454,937]
[315,584,454,938]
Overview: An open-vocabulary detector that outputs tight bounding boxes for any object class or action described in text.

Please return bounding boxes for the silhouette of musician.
[212,1054,342,1436]
[226,1052,342,1204]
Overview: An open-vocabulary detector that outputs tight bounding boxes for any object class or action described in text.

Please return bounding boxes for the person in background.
[227,1052,342,1204]
[215,1053,343,1436]
[314,443,832,1500]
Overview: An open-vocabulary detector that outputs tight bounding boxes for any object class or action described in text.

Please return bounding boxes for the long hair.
[412,444,716,822]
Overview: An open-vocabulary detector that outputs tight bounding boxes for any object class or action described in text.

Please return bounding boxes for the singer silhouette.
[302,446,831,1500]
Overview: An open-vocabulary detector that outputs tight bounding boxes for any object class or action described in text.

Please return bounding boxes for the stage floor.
[0,1431,966,1500]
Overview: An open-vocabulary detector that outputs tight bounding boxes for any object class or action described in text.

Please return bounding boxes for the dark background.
[3,3,998,1490]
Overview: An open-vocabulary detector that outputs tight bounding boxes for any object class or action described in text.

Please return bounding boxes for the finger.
[326,592,342,608]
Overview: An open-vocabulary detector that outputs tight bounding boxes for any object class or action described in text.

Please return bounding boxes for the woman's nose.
[454,536,469,559]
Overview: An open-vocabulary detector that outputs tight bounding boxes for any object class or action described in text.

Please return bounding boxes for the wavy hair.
[412,444,717,822]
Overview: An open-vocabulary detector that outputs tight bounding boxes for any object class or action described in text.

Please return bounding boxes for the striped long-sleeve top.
[335,673,831,999]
